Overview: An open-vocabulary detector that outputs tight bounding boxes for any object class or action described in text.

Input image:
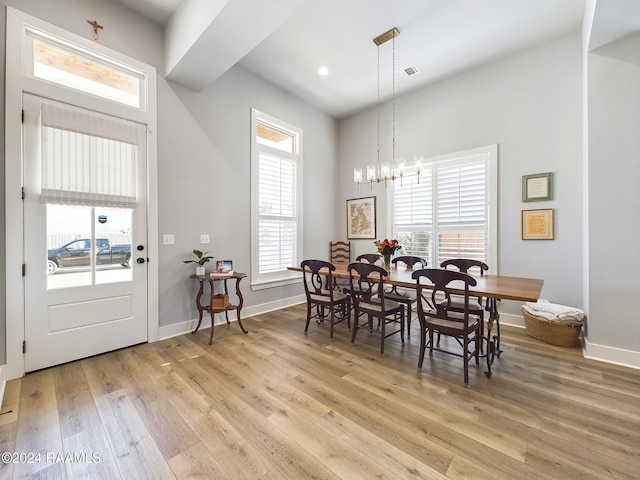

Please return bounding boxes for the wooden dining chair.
[348,262,405,357]
[300,259,351,340]
[329,241,351,291]
[346,253,384,306]
[384,255,428,336]
[412,268,481,387]
[440,258,489,345]
[330,240,351,264]
[355,253,383,265]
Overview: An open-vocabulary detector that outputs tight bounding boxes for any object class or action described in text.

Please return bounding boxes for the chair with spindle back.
[330,241,351,264]
[329,241,351,291]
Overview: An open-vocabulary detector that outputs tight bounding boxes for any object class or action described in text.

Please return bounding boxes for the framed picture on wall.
[522,172,554,202]
[347,196,376,239]
[522,208,554,240]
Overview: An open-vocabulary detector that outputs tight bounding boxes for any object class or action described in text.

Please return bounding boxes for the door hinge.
[22,187,25,200]
[22,264,26,276]
[22,341,26,354]
[21,109,24,123]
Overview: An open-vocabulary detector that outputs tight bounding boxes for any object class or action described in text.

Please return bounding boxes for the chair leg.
[417,327,426,370]
[463,335,470,388]
[406,304,412,337]
[429,329,434,355]
[379,315,385,357]
[304,302,312,334]
[474,327,480,366]
[329,308,335,341]
[350,305,359,345]
[479,311,485,353]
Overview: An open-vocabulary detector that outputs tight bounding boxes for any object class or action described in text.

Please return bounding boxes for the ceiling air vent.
[401,65,420,78]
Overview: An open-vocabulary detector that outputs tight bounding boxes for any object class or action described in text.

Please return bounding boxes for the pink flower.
[374,238,401,256]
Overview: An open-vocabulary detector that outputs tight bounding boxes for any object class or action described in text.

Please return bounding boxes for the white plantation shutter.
[436,158,487,265]
[393,170,433,265]
[392,146,495,269]
[251,109,302,288]
[258,152,298,273]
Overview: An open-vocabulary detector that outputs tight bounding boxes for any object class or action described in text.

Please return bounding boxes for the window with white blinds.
[251,109,303,288]
[40,99,141,208]
[392,145,497,270]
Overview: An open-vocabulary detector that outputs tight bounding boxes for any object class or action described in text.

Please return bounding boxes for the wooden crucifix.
[87,20,103,41]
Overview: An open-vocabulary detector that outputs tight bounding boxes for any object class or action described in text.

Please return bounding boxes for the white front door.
[22,94,148,372]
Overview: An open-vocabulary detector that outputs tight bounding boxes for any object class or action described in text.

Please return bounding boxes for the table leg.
[207,280,216,344]
[235,276,248,334]
[484,297,502,378]
[223,279,231,325]
[192,280,205,334]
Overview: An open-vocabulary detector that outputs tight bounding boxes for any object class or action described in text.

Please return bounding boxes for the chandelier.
[353,27,423,190]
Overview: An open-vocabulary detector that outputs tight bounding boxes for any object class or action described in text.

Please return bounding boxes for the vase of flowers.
[374,239,401,271]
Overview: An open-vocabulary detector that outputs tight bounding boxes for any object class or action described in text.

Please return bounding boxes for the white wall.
[338,34,584,318]
[157,66,337,328]
[588,50,640,355]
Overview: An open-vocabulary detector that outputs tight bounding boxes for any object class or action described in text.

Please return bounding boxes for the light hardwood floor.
[1,304,639,479]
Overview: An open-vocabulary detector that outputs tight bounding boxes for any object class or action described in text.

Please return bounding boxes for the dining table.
[288,262,544,377]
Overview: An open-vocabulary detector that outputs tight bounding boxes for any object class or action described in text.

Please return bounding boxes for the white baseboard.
[504,313,639,370]
[159,294,306,340]
[582,339,640,370]
[499,312,526,329]
[0,365,6,408]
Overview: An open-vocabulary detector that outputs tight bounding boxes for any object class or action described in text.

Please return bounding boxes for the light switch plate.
[200,234,210,244]
[163,234,175,245]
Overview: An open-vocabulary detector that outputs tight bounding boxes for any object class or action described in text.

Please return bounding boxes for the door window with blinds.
[38,99,142,288]
[250,109,303,288]
[391,145,497,271]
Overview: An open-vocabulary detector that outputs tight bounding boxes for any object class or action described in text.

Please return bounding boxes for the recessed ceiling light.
[318,66,329,76]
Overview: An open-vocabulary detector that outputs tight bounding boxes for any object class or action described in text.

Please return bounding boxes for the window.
[391,145,497,271]
[26,29,146,109]
[251,109,303,288]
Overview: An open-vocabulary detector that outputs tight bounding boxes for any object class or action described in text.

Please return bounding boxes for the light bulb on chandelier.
[353,27,424,191]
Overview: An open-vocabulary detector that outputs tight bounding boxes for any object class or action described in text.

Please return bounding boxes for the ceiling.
[114,0,594,118]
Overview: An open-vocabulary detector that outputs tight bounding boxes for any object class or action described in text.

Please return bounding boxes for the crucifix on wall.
[87,20,103,41]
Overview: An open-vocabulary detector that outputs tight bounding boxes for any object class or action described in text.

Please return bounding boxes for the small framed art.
[215,260,233,272]
[522,172,554,202]
[522,208,554,240]
[347,196,376,239]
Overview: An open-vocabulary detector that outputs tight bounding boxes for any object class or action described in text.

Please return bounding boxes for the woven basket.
[522,308,582,347]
